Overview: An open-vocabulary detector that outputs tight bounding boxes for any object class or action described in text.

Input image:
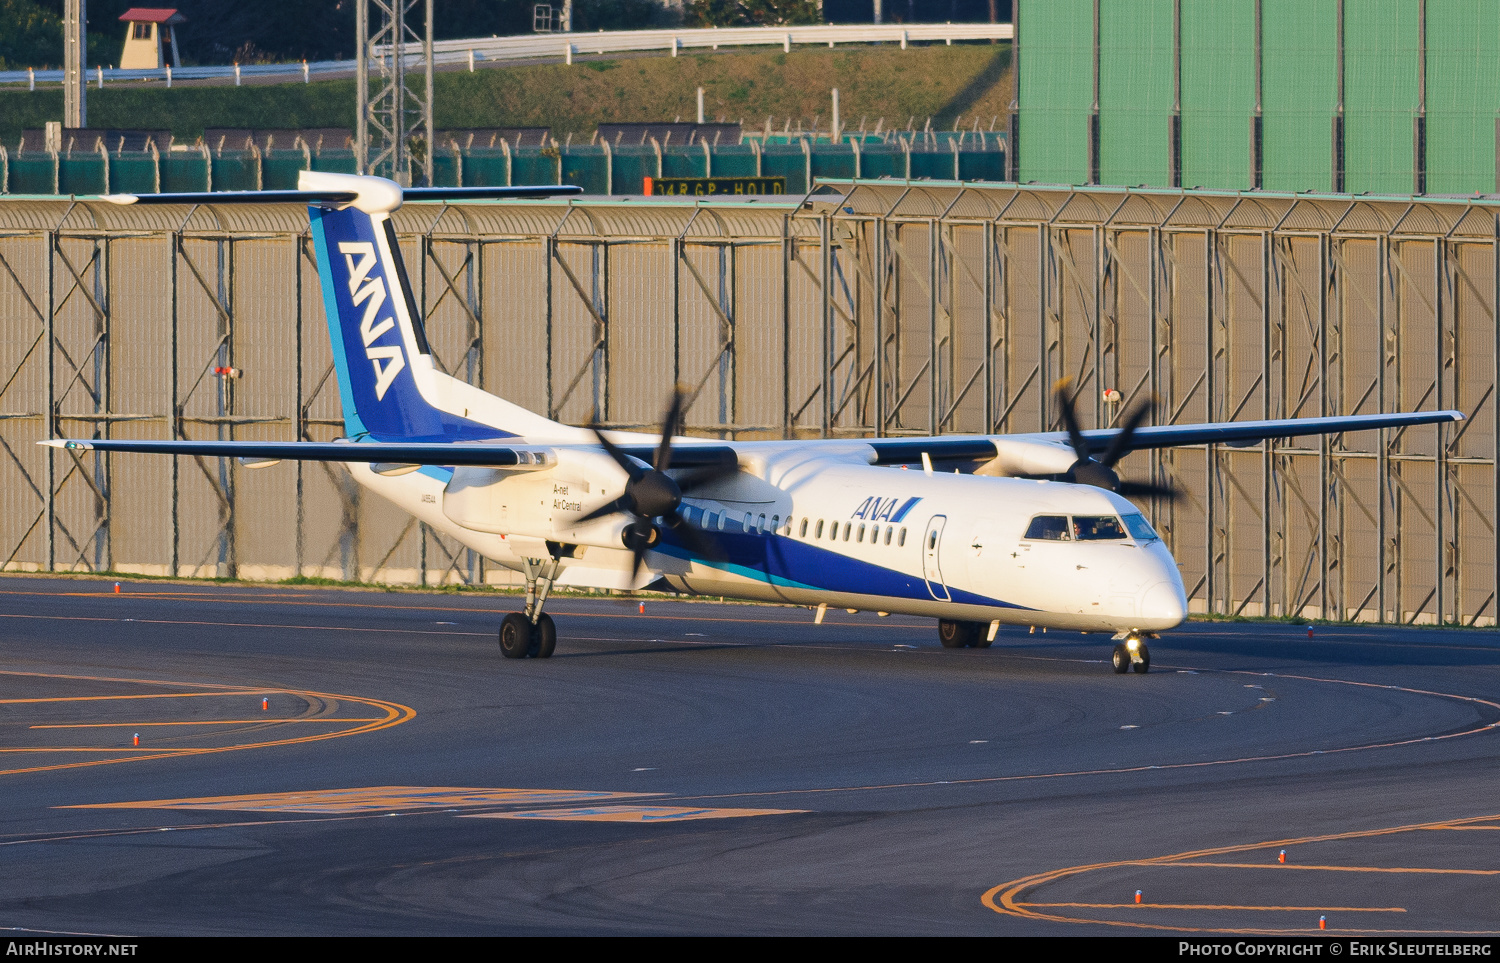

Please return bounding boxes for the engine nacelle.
[441,447,634,548]
[979,438,1081,478]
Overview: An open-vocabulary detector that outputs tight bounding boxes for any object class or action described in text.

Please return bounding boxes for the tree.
[684,0,821,27]
[0,0,61,69]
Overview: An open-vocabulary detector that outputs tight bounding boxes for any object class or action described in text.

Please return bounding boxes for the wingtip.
[98,194,139,205]
[38,439,90,450]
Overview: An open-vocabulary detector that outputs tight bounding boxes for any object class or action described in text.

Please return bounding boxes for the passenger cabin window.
[815,519,824,538]
[758,513,767,533]
[842,522,851,542]
[884,527,893,546]
[898,527,907,547]
[716,512,726,531]
[857,523,865,543]
[1073,515,1127,541]
[799,518,808,538]
[1024,515,1071,541]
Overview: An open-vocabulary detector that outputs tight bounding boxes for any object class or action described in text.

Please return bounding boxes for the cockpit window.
[1024,515,1071,541]
[1073,515,1127,540]
[1121,513,1159,542]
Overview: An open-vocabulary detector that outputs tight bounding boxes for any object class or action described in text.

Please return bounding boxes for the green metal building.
[1012,0,1500,195]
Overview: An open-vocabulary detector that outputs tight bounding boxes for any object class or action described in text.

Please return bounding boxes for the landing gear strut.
[1111,633,1152,674]
[938,619,993,649]
[499,555,564,660]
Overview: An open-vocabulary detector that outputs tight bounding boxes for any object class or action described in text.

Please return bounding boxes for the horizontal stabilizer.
[99,184,583,209]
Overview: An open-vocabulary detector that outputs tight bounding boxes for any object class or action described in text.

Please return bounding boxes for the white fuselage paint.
[347,442,1188,636]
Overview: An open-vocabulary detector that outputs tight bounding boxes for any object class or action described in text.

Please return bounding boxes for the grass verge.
[1,44,1012,145]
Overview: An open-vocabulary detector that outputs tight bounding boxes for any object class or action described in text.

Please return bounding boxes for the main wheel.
[938,619,974,648]
[1131,644,1151,674]
[972,625,994,648]
[1111,643,1131,674]
[532,613,557,659]
[499,612,533,659]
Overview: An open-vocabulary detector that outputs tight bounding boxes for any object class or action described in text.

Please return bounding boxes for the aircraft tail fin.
[300,171,567,443]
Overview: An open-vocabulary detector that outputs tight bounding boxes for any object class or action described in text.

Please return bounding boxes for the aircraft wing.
[39,438,739,469]
[860,409,1465,465]
[41,410,1461,470]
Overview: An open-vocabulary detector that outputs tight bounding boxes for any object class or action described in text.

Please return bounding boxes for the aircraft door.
[922,515,951,601]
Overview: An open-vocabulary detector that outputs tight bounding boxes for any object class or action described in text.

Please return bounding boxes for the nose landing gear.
[1111,632,1152,674]
[938,619,994,648]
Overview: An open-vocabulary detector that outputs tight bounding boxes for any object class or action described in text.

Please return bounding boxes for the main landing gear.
[1111,632,1153,674]
[938,619,993,649]
[500,556,564,659]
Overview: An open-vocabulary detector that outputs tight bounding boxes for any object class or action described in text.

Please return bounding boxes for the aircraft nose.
[1140,579,1188,628]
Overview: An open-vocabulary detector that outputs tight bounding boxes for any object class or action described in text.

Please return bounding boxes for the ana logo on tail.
[339,241,406,401]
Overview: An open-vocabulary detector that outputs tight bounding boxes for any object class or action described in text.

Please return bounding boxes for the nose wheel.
[1111,634,1151,674]
[938,619,993,648]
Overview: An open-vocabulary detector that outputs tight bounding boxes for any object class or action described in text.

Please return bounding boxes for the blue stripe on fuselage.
[656,526,1029,610]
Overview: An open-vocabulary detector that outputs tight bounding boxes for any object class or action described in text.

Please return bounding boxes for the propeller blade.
[653,387,686,472]
[1099,395,1156,468]
[1115,480,1183,502]
[587,417,648,483]
[665,511,727,562]
[1053,379,1088,461]
[576,494,632,524]
[629,543,648,584]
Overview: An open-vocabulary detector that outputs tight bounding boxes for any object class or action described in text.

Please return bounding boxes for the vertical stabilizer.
[302,170,567,443]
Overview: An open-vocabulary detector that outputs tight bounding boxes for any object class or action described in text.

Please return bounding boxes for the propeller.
[1047,380,1182,502]
[578,388,739,580]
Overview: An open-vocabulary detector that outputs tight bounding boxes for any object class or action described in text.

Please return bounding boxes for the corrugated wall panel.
[1180,0,1255,190]
[1017,0,1093,185]
[606,242,676,429]
[1344,0,1420,195]
[679,245,734,433]
[998,224,1045,432]
[732,243,789,439]
[1425,0,1500,195]
[1098,0,1174,188]
[481,240,550,419]
[1262,0,1337,192]
[785,237,825,437]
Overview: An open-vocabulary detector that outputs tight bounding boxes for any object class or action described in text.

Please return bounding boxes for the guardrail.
[0,22,1012,88]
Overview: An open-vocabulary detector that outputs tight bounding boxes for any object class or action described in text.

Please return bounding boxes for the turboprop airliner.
[48,171,1462,672]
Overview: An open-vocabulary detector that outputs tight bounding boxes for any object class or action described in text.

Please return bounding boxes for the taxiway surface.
[1,576,1497,936]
